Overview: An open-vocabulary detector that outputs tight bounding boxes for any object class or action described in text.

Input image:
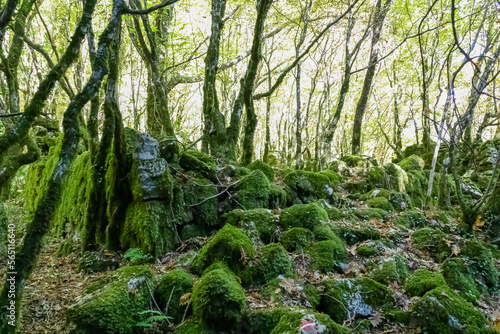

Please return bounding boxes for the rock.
[370,255,409,285]
[404,268,447,297]
[398,154,425,171]
[157,268,193,323]
[309,238,348,273]
[77,250,120,273]
[384,163,408,192]
[283,170,335,203]
[280,203,329,230]
[158,136,180,163]
[248,160,275,182]
[280,227,314,252]
[223,208,278,243]
[260,243,294,282]
[236,170,271,210]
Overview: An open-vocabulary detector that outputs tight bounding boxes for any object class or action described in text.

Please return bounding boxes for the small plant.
[136,310,172,328]
[124,248,153,264]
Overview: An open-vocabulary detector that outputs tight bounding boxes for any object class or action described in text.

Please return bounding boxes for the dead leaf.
[473,216,485,231]
[452,245,461,256]
[180,292,191,306]
[369,311,385,327]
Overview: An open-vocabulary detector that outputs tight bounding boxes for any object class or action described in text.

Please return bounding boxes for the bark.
[0,0,19,46]
[351,0,392,154]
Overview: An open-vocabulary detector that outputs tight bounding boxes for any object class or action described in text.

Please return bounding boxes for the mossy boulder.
[182,172,218,226]
[309,239,348,273]
[314,199,344,220]
[121,200,176,258]
[179,150,216,181]
[271,308,351,334]
[320,278,392,323]
[236,170,271,210]
[280,227,314,252]
[280,203,328,231]
[460,240,499,292]
[157,268,193,323]
[384,163,408,192]
[191,224,255,274]
[410,286,489,334]
[354,207,388,220]
[67,265,153,334]
[441,258,480,302]
[412,227,449,259]
[356,240,388,257]
[396,209,426,228]
[244,308,289,334]
[192,267,246,331]
[171,319,217,334]
[248,160,275,182]
[362,188,391,200]
[341,154,375,168]
[318,170,343,188]
[367,166,387,189]
[332,220,381,245]
[313,224,339,241]
[366,197,394,211]
[77,251,120,273]
[404,269,447,297]
[269,183,287,209]
[260,243,294,282]
[283,170,334,203]
[370,255,409,285]
[223,208,278,243]
[398,154,425,171]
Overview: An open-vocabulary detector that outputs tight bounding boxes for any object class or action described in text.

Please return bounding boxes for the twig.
[190,180,241,207]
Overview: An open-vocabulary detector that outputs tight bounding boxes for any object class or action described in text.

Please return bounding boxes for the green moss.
[362,188,391,200]
[313,224,338,241]
[157,268,193,323]
[314,199,344,220]
[341,154,374,168]
[404,269,447,297]
[388,191,413,210]
[370,255,409,285]
[280,227,314,252]
[332,220,381,245]
[223,208,277,243]
[356,240,387,257]
[179,150,216,180]
[318,170,343,188]
[283,170,333,203]
[367,166,387,189]
[260,243,294,282]
[354,207,388,220]
[56,239,74,257]
[410,286,488,334]
[398,154,425,171]
[67,265,153,334]
[441,258,480,302]
[412,228,449,259]
[77,251,120,273]
[245,307,288,334]
[128,158,173,202]
[248,160,275,182]
[236,170,271,210]
[320,278,392,323]
[397,209,426,228]
[406,170,430,209]
[181,224,207,241]
[171,319,217,334]
[460,240,499,292]
[182,172,218,226]
[191,224,255,274]
[260,278,286,304]
[121,201,176,258]
[271,309,351,334]
[191,268,246,331]
[269,183,287,209]
[366,197,394,211]
[280,203,328,230]
[309,239,348,273]
[384,163,408,192]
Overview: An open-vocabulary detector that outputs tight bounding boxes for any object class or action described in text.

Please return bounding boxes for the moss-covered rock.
[332,220,381,245]
[370,255,409,285]
[354,207,388,220]
[367,166,387,189]
[396,209,426,228]
[318,170,343,188]
[398,154,425,171]
[67,265,153,334]
[192,267,246,331]
[356,240,387,257]
[236,170,271,210]
[341,155,375,168]
[283,170,334,203]
[181,224,207,241]
[441,258,480,302]
[314,199,344,220]
[179,150,216,181]
[384,163,408,192]
[313,224,339,241]
[77,250,120,273]
[171,319,217,334]
[366,197,394,211]
[260,243,294,282]
[157,268,193,323]
[410,286,489,334]
[271,308,351,334]
[182,172,218,226]
[412,227,449,259]
[309,239,348,273]
[244,308,288,334]
[320,278,392,323]
[405,170,430,209]
[460,239,499,292]
[248,160,275,182]
[404,268,447,297]
[121,200,176,258]
[280,227,314,252]
[191,224,255,274]
[280,203,328,231]
[269,183,287,209]
[223,208,278,243]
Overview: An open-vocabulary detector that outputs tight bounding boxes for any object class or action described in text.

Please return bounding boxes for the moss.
[328,159,347,172]
[332,220,381,245]
[410,286,488,334]
[156,268,193,323]
[406,170,430,209]
[318,170,343,187]
[179,150,216,181]
[77,251,120,273]
[67,265,153,334]
[269,183,287,209]
[191,224,255,274]
[384,163,408,192]
[320,278,392,323]
[388,191,413,210]
[260,243,294,282]
[404,269,447,297]
[441,258,480,302]
[341,154,374,168]
[356,240,387,257]
[223,208,278,243]
[181,224,207,241]
[191,268,246,331]
[354,207,388,220]
[236,170,271,210]
[248,159,275,182]
[56,239,75,257]
[412,227,449,258]
[366,197,394,211]
[370,255,409,285]
[314,199,344,220]
[271,309,351,334]
[309,239,348,273]
[260,278,286,304]
[171,319,217,334]
[367,166,387,189]
[283,170,333,203]
[398,154,425,171]
[362,188,392,200]
[182,172,218,226]
[245,307,288,334]
[121,200,176,258]
[397,209,426,228]
[280,227,314,252]
[460,239,499,292]
[128,157,173,203]
[313,224,338,241]
[280,203,328,231]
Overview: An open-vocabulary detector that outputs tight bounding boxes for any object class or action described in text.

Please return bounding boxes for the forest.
[0,0,500,332]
